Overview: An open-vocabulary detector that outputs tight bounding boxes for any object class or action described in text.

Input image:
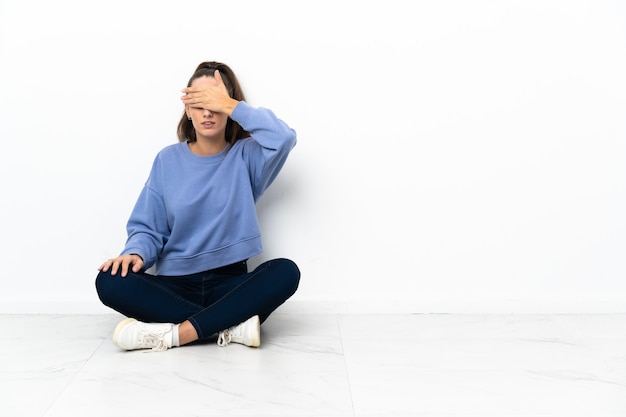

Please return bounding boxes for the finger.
[181,94,200,105]
[132,259,144,273]
[214,69,224,85]
[120,259,131,278]
[110,261,119,276]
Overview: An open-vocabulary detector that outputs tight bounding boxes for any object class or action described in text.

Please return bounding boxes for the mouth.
[201,122,214,128]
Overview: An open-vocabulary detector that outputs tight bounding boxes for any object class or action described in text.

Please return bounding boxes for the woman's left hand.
[181,70,237,116]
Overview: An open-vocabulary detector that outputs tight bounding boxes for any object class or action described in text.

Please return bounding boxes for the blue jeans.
[95,258,300,340]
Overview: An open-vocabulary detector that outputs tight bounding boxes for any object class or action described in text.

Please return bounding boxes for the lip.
[201,122,214,128]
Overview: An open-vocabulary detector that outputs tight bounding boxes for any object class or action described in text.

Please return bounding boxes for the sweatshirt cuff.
[230,101,253,124]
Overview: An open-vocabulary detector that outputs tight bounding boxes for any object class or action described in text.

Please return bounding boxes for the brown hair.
[177,61,250,145]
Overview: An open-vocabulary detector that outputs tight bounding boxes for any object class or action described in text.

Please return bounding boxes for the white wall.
[1,0,625,314]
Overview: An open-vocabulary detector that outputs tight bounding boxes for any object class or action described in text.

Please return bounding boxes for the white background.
[1,0,625,314]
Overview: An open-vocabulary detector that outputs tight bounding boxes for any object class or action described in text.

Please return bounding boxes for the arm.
[120,184,169,270]
[98,158,169,276]
[233,102,297,199]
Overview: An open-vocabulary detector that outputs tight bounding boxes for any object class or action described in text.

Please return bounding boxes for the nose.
[203,109,213,117]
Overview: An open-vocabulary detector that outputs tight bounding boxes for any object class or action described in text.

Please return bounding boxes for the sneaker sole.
[112,318,137,349]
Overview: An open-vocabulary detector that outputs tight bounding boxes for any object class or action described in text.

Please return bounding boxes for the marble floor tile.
[338,314,626,416]
[0,314,121,417]
[42,314,354,417]
[1,312,625,416]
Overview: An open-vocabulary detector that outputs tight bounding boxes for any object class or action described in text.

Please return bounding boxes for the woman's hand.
[181,70,238,116]
[98,254,144,278]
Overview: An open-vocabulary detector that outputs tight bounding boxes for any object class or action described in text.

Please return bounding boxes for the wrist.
[224,99,239,117]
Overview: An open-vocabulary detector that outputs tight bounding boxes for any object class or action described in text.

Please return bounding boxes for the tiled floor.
[1,312,625,416]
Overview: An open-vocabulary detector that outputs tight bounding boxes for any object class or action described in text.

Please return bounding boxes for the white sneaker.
[112,318,174,352]
[217,315,260,347]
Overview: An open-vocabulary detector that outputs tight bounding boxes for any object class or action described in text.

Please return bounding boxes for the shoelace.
[217,329,232,347]
[139,327,171,352]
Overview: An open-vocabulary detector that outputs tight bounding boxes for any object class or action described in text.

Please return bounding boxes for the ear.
[185,105,191,120]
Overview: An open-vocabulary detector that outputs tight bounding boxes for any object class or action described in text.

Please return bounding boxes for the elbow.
[287,129,297,149]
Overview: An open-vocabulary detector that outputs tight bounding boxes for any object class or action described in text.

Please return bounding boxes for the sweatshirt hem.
[154,236,263,276]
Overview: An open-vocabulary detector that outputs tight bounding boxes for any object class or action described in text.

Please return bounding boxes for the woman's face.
[185,76,228,142]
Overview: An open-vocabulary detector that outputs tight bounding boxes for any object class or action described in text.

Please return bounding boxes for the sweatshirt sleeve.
[231,101,297,200]
[120,157,170,270]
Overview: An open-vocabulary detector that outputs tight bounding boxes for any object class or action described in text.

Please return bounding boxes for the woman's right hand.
[98,254,144,278]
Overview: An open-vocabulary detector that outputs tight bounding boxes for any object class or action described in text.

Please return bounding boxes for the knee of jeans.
[95,270,116,304]
[276,258,301,295]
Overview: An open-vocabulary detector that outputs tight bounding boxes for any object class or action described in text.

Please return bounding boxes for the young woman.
[95,61,300,352]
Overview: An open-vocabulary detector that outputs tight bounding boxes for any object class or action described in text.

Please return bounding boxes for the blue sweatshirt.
[120,101,297,275]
